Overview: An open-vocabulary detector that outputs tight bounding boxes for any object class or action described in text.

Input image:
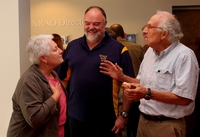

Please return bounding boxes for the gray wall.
[0,1,30,137]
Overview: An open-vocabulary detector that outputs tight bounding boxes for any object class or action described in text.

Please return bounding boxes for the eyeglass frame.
[143,24,163,31]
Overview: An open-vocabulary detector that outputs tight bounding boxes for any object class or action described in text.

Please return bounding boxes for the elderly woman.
[7,35,68,137]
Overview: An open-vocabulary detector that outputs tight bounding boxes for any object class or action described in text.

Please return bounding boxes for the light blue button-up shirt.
[137,41,199,119]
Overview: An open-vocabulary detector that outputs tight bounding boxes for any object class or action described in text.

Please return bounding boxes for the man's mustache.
[87,29,98,33]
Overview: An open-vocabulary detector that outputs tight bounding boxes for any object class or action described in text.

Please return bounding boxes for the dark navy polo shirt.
[58,32,134,123]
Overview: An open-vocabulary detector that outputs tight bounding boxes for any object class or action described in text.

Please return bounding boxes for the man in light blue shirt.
[100,10,199,137]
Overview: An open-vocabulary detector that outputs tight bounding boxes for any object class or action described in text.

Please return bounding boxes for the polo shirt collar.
[80,31,110,50]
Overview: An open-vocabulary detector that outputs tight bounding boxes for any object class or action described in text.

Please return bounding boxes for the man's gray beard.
[85,33,99,42]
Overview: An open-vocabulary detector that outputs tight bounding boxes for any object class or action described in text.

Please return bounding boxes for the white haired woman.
[7,34,68,137]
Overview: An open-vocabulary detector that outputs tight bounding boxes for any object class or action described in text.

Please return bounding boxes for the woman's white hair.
[26,34,53,64]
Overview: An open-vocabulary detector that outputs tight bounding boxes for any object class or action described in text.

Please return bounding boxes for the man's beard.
[85,29,103,42]
[86,34,100,42]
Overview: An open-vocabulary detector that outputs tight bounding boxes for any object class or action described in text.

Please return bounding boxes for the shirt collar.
[153,41,179,58]
[80,31,110,50]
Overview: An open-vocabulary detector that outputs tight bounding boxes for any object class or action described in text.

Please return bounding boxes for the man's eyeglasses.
[144,24,162,31]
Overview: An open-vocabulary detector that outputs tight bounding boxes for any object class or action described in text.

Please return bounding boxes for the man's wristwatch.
[144,88,151,100]
[120,111,128,118]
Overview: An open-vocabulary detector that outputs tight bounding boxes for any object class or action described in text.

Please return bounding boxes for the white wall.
[0,0,30,137]
[31,0,200,46]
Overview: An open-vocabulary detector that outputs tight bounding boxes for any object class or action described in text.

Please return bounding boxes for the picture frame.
[126,33,136,43]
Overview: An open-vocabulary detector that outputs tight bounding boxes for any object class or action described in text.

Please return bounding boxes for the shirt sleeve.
[19,75,58,128]
[173,50,199,100]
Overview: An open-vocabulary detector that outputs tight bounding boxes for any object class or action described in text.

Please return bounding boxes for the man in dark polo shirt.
[58,6,134,137]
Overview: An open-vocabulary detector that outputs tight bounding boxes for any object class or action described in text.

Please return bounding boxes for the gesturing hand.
[100,60,124,80]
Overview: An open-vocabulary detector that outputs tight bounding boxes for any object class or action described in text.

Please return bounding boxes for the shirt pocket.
[155,69,173,91]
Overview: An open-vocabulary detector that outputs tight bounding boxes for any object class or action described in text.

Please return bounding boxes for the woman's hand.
[49,82,62,103]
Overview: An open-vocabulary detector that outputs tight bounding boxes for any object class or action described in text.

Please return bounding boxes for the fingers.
[129,83,137,88]
[100,60,120,71]
[123,88,136,100]
[123,89,129,97]
[115,129,120,134]
[112,117,126,134]
[122,82,131,89]
[56,82,61,88]
[111,126,120,134]
[56,82,62,93]
[115,63,121,70]
[49,82,62,94]
[111,126,117,132]
[101,60,116,68]
[103,60,113,65]
[99,64,109,71]
[124,90,129,98]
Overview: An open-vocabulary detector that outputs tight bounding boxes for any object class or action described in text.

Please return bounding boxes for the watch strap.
[144,88,151,100]
[120,111,128,118]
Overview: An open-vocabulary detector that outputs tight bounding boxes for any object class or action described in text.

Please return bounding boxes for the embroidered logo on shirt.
[99,54,107,62]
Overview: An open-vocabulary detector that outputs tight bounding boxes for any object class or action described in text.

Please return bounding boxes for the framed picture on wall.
[126,34,136,43]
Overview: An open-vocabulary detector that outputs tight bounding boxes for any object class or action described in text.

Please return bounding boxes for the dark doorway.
[173,5,200,50]
[173,6,200,137]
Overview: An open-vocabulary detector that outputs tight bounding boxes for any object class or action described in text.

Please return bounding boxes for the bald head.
[85,6,107,22]
[110,24,125,38]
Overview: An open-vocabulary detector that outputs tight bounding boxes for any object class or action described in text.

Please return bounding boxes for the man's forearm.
[119,74,140,83]
[121,93,133,114]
